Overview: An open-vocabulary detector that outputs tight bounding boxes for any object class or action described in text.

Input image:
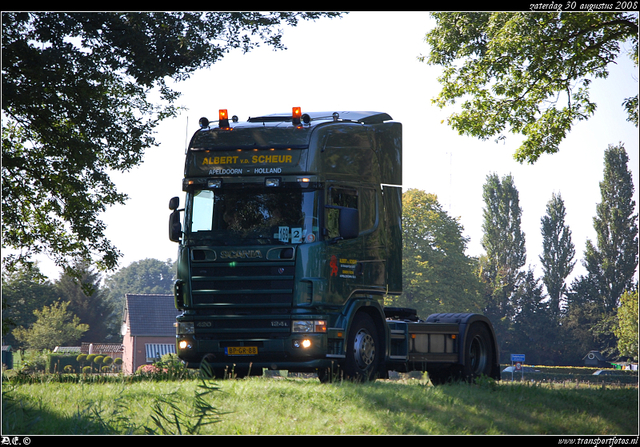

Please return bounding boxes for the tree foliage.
[103,258,176,322]
[1,264,58,344]
[13,300,89,351]
[480,173,526,312]
[479,173,527,355]
[511,269,558,365]
[423,12,638,163]
[390,189,483,317]
[583,144,638,312]
[614,289,638,361]
[55,260,115,343]
[1,12,342,274]
[540,192,576,319]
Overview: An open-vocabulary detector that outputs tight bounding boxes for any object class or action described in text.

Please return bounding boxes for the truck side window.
[326,187,358,239]
[191,190,215,232]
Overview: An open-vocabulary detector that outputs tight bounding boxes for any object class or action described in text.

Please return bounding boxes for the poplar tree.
[583,144,638,312]
[479,173,527,355]
[480,173,527,322]
[540,192,576,319]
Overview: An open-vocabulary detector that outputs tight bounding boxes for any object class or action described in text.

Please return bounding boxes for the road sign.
[511,354,525,363]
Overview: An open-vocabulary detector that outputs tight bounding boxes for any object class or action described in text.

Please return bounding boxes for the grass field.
[2,373,638,435]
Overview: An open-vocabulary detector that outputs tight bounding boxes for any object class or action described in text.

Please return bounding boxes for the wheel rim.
[469,335,488,375]
[353,328,376,370]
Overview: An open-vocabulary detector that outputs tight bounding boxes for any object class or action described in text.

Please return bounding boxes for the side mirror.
[169,197,182,242]
[169,210,182,242]
[339,207,359,240]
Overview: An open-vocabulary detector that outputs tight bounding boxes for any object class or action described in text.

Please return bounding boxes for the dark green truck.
[169,108,500,383]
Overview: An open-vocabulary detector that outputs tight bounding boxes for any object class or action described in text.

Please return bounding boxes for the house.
[121,294,180,374]
[583,350,612,368]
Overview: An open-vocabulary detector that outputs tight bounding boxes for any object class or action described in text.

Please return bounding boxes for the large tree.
[564,144,638,360]
[2,12,342,274]
[480,174,527,314]
[479,173,526,352]
[55,260,115,343]
[423,12,638,163]
[1,264,58,346]
[583,144,638,313]
[389,189,483,317]
[540,192,576,319]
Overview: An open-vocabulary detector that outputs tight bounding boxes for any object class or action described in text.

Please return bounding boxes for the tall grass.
[3,373,637,435]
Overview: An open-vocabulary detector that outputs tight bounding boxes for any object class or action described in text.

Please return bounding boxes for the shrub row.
[46,353,123,374]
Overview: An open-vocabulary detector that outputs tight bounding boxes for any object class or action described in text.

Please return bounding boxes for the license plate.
[226,346,258,356]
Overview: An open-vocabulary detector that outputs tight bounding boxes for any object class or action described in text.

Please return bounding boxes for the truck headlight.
[292,320,327,333]
[177,322,194,335]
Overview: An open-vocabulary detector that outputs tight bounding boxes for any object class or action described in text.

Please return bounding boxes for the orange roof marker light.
[292,107,302,125]
[219,109,230,129]
[292,107,311,127]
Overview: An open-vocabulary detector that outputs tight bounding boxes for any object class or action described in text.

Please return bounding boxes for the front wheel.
[344,313,381,382]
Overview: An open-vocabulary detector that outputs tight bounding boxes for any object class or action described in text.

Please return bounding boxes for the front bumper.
[176,332,343,373]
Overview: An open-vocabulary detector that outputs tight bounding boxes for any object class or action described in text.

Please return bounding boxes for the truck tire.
[427,321,496,385]
[344,313,381,381]
[460,322,494,382]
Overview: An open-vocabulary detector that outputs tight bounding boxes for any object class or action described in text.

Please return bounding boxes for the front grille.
[191,261,294,307]
[190,260,295,338]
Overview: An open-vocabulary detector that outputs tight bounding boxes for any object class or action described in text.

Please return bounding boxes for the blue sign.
[511,354,525,362]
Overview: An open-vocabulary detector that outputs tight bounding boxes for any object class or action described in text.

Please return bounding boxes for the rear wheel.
[460,322,494,382]
[428,322,495,385]
[344,313,381,381]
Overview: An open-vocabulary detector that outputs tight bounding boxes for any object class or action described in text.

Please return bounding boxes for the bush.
[47,353,80,374]
[137,364,164,375]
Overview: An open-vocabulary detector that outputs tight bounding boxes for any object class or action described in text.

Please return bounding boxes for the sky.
[31,11,639,286]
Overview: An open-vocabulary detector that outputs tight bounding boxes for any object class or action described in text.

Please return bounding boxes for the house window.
[145,343,176,363]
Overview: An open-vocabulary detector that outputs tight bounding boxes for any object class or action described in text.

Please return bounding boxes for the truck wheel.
[344,313,380,381]
[461,322,494,382]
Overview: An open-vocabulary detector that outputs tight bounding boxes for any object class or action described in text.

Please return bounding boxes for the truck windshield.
[188,186,320,245]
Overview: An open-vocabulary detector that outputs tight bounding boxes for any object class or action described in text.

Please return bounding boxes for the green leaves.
[12,300,89,351]
[2,12,342,274]
[424,12,638,163]
[583,144,638,312]
[394,189,483,316]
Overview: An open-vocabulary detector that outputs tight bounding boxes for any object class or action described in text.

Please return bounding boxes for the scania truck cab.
[169,108,500,383]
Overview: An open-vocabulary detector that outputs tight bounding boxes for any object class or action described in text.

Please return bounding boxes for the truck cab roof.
[198,110,393,131]
[246,111,393,126]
